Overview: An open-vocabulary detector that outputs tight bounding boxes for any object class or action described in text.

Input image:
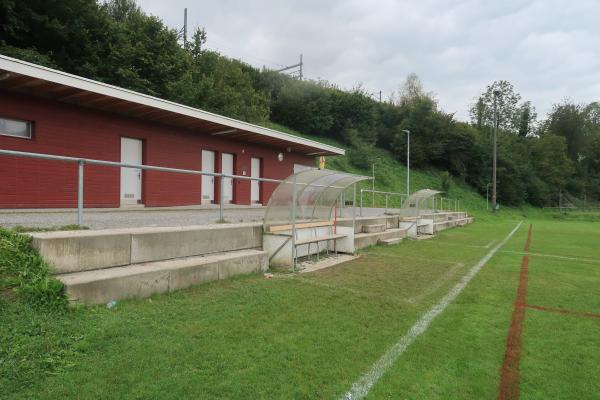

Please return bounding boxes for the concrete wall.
[0,91,315,208]
[30,223,263,274]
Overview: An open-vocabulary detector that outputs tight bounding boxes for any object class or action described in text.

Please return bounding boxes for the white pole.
[407,130,410,195]
[77,160,84,226]
[291,174,297,271]
[372,163,375,207]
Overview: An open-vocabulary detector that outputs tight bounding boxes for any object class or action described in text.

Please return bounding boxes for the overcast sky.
[138,0,599,121]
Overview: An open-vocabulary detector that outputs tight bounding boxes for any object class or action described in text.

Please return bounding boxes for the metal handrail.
[0,148,372,225]
[359,188,462,216]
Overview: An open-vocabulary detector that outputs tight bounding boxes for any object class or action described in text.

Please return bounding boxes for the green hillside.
[266,122,541,222]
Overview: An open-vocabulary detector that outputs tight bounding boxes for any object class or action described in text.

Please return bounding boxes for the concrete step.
[29,223,262,274]
[337,215,399,233]
[362,223,386,233]
[57,249,268,305]
[354,228,407,249]
[378,237,402,246]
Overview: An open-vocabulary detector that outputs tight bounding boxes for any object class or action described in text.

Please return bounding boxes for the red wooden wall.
[0,91,315,208]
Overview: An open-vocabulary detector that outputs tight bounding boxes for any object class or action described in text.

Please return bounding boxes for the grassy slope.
[266,122,543,222]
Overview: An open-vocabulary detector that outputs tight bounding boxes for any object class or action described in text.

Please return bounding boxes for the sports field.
[3,218,600,399]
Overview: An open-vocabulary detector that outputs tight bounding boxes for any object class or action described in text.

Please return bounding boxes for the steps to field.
[59,249,267,305]
[355,228,408,249]
[29,223,265,304]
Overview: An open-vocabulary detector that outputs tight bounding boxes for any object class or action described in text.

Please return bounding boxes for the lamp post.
[486,182,492,211]
[402,129,411,195]
[492,91,499,212]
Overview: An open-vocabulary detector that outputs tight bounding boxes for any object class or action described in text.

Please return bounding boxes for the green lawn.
[2,218,599,399]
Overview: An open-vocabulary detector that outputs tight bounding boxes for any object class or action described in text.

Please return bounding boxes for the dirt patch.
[0,286,16,301]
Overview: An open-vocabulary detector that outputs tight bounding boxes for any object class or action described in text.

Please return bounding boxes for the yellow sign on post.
[319,156,326,169]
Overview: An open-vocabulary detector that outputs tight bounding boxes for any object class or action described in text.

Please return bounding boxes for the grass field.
[2,217,599,399]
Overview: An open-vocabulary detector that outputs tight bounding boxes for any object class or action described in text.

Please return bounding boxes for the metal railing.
[359,189,407,216]
[0,148,466,228]
[359,189,461,216]
[0,148,294,225]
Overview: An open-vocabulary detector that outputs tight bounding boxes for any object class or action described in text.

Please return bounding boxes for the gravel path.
[0,206,391,230]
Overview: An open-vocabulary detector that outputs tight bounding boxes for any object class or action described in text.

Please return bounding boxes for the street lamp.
[492,90,500,213]
[401,129,411,195]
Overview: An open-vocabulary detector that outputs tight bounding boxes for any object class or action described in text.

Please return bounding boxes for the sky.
[138,0,599,121]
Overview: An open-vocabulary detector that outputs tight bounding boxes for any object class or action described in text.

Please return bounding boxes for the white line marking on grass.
[485,240,497,248]
[341,221,523,400]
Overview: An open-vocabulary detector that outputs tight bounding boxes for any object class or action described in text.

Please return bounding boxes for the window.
[0,117,32,139]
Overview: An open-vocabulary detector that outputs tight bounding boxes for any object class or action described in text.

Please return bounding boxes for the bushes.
[0,228,67,311]
[440,171,452,193]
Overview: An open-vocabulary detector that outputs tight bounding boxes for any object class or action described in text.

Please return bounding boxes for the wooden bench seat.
[268,220,334,233]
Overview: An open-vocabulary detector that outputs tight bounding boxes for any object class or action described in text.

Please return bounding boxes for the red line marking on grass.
[524,304,600,319]
[497,224,532,400]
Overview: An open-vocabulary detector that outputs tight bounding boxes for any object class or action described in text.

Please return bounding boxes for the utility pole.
[379,90,382,102]
[492,90,499,212]
[183,8,188,48]
[275,54,303,80]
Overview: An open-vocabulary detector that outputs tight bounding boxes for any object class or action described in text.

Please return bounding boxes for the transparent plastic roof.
[399,189,442,216]
[264,169,369,230]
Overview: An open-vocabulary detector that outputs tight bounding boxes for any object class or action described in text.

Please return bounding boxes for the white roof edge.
[0,54,345,156]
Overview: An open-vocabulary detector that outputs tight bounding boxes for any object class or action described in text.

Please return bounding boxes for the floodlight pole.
[492,91,499,212]
[402,130,411,195]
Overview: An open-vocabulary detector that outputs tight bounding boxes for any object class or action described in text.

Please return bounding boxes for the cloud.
[139,0,600,121]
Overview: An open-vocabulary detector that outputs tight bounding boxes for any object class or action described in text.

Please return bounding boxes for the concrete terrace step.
[362,224,386,233]
[29,223,262,274]
[57,249,268,305]
[378,237,402,246]
[433,216,474,232]
[354,228,407,249]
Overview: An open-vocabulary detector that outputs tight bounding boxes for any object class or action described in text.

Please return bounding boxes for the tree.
[515,101,537,137]
[543,100,586,160]
[532,134,574,191]
[396,73,436,108]
[187,27,207,59]
[470,80,521,133]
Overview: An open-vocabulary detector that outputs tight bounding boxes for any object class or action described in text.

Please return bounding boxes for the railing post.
[291,174,298,272]
[77,160,84,226]
[219,175,224,221]
[360,189,363,216]
[352,184,357,239]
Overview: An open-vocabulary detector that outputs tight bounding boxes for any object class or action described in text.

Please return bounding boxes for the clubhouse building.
[0,55,344,209]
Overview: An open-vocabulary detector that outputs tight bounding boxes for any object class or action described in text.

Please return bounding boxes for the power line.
[274,54,303,80]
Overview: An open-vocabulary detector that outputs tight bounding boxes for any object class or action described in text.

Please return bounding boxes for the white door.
[221,153,234,204]
[120,137,143,204]
[201,150,215,203]
[251,157,261,203]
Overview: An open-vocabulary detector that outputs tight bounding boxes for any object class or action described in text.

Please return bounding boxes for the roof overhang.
[0,55,345,156]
